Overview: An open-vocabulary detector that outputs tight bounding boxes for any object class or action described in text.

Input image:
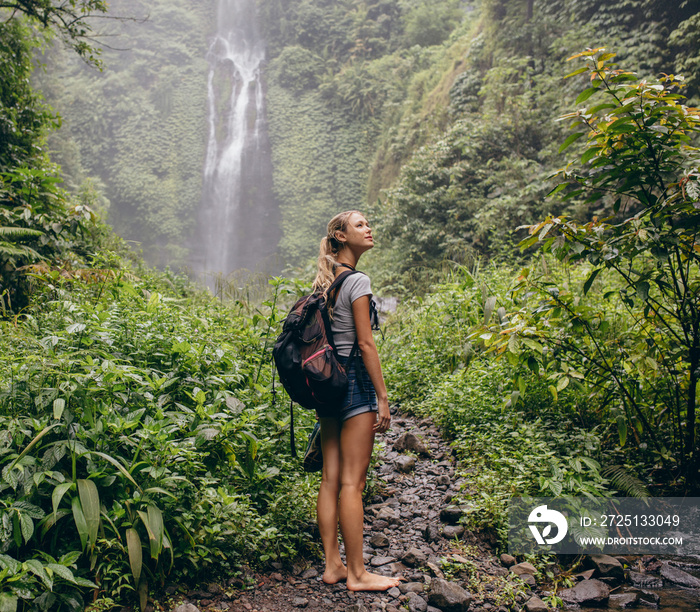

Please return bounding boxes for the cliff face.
[37,0,700,278]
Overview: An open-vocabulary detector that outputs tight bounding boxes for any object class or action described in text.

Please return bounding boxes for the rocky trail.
[168,410,532,612]
[165,411,700,612]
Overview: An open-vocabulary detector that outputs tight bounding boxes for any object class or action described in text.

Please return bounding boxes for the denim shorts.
[336,354,378,421]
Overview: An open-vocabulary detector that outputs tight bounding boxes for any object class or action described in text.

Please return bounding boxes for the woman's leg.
[317,416,346,584]
[339,412,402,591]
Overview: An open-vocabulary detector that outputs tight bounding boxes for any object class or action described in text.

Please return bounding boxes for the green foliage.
[266,86,378,260]
[483,50,700,490]
[261,0,466,264]
[36,0,212,269]
[372,113,554,292]
[0,269,320,608]
[401,0,462,48]
[0,0,109,66]
[0,16,99,313]
[380,264,610,543]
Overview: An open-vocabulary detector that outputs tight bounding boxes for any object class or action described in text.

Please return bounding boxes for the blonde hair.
[312,210,362,294]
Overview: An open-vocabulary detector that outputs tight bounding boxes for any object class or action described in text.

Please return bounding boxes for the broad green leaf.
[583,268,602,295]
[483,296,497,325]
[635,281,650,301]
[53,398,66,420]
[52,483,74,520]
[71,497,88,551]
[23,559,52,590]
[559,132,585,153]
[548,385,558,402]
[126,528,142,587]
[138,579,148,612]
[617,416,628,447]
[575,87,598,104]
[564,66,588,79]
[0,593,18,612]
[147,506,164,560]
[47,563,75,584]
[0,555,21,575]
[556,376,570,392]
[77,479,100,551]
[581,147,601,164]
[521,338,544,353]
[547,182,568,197]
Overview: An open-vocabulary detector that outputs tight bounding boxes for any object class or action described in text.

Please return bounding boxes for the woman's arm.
[351,295,390,433]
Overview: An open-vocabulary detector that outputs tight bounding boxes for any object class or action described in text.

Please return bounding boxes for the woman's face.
[337,212,374,253]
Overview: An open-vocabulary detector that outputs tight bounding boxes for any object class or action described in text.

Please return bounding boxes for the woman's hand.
[374,398,391,433]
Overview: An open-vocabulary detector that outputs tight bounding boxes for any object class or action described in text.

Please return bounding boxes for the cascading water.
[197,0,279,280]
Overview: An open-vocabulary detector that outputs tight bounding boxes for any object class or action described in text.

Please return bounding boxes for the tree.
[489,49,700,491]
[0,0,110,65]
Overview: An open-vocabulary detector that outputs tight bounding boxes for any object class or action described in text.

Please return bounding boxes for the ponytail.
[312,237,336,294]
[312,210,361,294]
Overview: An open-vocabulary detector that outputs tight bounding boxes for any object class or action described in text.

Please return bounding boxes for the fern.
[602,465,650,498]
[0,242,42,260]
[0,227,43,239]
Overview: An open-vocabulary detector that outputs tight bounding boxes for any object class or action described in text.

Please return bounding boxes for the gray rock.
[291,597,309,608]
[510,562,536,576]
[397,455,417,473]
[370,555,397,567]
[574,569,596,581]
[388,587,401,598]
[345,605,369,612]
[499,554,516,568]
[628,571,663,589]
[559,579,610,606]
[394,432,430,456]
[519,573,536,587]
[377,507,400,524]
[637,589,660,607]
[439,507,464,524]
[442,525,465,539]
[424,524,440,543]
[400,582,426,594]
[428,578,473,612]
[407,592,428,612]
[609,592,639,609]
[524,595,548,612]
[588,554,625,581]
[300,567,318,579]
[660,561,700,588]
[370,533,390,548]
[173,605,200,612]
[402,548,428,567]
[435,475,451,486]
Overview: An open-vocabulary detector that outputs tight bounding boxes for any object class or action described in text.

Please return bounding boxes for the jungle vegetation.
[1,0,699,610]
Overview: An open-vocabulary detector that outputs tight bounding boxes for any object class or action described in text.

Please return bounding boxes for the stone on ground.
[587,554,625,581]
[427,578,473,612]
[558,578,610,606]
[660,562,700,588]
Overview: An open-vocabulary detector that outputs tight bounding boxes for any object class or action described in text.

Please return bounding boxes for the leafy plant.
[511,49,700,488]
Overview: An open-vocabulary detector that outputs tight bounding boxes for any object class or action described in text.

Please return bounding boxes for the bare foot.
[347,571,403,592]
[322,564,347,585]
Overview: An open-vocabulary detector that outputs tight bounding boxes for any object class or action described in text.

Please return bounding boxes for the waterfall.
[198,0,279,280]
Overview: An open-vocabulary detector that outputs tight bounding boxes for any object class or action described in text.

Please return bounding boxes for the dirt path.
[170,411,527,612]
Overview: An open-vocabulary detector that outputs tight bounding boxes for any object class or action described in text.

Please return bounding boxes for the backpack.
[272,270,359,416]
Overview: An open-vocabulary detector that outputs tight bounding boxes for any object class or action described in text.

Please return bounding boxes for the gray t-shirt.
[330,273,372,357]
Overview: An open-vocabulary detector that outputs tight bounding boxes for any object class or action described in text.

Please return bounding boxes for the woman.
[311,210,401,592]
